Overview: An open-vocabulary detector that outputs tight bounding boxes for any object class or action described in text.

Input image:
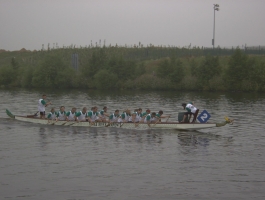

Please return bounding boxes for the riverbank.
[0,47,265,91]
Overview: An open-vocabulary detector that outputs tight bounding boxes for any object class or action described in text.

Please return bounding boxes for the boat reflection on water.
[36,126,165,150]
[177,130,233,148]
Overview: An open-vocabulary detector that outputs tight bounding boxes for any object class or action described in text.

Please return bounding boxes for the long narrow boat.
[6,109,233,130]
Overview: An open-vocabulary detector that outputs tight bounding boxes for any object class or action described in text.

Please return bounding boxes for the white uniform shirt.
[77,111,87,121]
[186,103,197,113]
[38,99,45,112]
[57,111,66,121]
[67,111,76,121]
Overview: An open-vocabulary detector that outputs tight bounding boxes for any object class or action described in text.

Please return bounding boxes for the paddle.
[166,115,171,122]
[45,101,52,107]
[120,120,128,127]
[152,118,161,128]
[134,121,139,128]
[61,121,68,125]
[67,122,76,126]
[27,111,39,118]
[120,122,124,127]
[153,115,170,126]
[51,121,57,125]
[89,121,95,126]
[61,120,75,125]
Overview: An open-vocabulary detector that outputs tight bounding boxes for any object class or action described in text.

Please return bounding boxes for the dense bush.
[0,66,14,86]
[124,74,173,90]
[195,55,221,90]
[94,69,118,89]
[31,55,74,88]
[157,56,184,84]
[224,48,265,91]
[1,48,265,91]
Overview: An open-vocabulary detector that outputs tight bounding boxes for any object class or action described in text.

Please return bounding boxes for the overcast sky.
[1,0,264,51]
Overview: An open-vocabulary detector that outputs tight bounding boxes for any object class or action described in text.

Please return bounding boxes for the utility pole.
[212,4,220,49]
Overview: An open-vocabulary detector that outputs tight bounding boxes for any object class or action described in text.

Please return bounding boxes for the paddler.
[66,107,77,121]
[87,106,102,123]
[120,109,131,122]
[141,109,151,122]
[156,110,170,122]
[109,110,120,123]
[47,108,57,123]
[38,94,52,119]
[144,112,159,127]
[100,106,109,122]
[131,108,142,123]
[75,107,88,122]
[136,108,143,122]
[56,106,67,121]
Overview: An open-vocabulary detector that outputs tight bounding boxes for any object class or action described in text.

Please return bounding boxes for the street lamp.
[212,4,220,49]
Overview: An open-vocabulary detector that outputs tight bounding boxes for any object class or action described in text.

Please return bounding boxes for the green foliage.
[256,62,265,90]
[135,62,146,77]
[11,57,19,70]
[20,65,34,87]
[31,55,72,88]
[225,49,253,90]
[179,75,199,90]
[94,69,118,89]
[157,58,171,77]
[170,59,184,84]
[157,56,184,83]
[124,74,173,90]
[245,60,265,91]
[0,66,14,86]
[195,55,221,90]
[107,56,136,80]
[83,48,108,78]
[56,67,77,88]
[1,46,265,91]
[190,58,199,76]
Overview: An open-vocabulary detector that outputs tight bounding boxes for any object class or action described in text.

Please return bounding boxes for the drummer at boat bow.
[75,107,88,122]
[38,94,52,119]
[66,107,77,121]
[181,102,199,123]
[56,106,66,121]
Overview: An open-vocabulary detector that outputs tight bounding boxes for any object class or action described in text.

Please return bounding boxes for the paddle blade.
[6,109,15,119]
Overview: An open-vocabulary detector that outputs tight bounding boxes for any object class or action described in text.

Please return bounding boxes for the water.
[1,89,265,200]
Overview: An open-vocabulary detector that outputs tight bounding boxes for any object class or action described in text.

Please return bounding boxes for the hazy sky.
[1,0,264,51]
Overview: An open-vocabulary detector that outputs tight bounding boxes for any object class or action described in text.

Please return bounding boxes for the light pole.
[212,4,220,49]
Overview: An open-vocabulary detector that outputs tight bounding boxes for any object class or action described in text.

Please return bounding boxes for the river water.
[0,89,265,200]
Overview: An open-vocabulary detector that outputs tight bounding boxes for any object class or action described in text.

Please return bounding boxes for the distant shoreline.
[0,47,265,92]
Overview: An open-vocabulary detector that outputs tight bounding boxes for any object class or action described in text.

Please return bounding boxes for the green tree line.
[1,48,265,91]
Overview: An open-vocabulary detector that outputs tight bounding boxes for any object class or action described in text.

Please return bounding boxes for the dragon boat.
[6,109,233,130]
